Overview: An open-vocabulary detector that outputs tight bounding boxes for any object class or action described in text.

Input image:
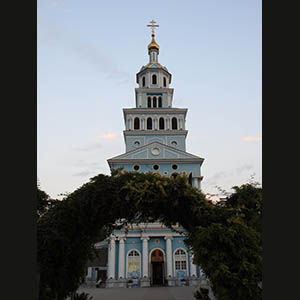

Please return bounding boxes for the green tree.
[38,171,262,300]
[190,183,262,300]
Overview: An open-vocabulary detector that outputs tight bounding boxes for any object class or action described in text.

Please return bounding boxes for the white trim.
[173,247,189,277]
[126,248,142,278]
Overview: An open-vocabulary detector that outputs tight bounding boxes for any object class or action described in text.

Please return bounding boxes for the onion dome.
[148,34,160,52]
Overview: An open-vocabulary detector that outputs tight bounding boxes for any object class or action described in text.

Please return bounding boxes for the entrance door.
[151,249,164,286]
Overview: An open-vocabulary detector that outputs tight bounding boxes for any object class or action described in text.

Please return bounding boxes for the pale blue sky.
[37,0,262,199]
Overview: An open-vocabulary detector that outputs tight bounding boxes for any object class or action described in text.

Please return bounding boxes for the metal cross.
[147,19,159,35]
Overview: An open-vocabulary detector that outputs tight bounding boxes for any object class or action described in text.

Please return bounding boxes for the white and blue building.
[88,26,205,288]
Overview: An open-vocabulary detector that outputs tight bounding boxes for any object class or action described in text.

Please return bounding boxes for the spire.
[147,20,160,62]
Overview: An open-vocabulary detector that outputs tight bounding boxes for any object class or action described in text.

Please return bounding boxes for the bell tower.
[108,20,204,189]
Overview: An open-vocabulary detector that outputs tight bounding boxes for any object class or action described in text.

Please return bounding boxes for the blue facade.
[106,28,204,284]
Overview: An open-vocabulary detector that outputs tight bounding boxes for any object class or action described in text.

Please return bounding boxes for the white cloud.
[101,133,118,141]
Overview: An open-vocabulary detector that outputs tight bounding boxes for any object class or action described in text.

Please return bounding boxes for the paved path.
[74,286,201,300]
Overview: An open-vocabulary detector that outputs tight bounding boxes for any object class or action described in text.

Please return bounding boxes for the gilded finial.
[147,19,159,36]
[147,20,160,51]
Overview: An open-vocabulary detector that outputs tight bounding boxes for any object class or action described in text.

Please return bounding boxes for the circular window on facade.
[133,165,140,171]
[134,141,140,147]
[151,147,160,155]
[164,171,168,175]
[171,141,177,146]
[172,164,178,170]
[153,164,159,170]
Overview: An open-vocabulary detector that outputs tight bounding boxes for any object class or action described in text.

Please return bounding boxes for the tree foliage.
[38,171,262,300]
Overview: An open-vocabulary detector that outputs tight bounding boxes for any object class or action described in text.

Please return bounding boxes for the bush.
[72,292,93,300]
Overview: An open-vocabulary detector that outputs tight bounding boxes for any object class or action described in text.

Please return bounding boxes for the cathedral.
[86,21,205,288]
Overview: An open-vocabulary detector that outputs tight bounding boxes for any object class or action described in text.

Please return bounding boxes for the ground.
[71,286,202,300]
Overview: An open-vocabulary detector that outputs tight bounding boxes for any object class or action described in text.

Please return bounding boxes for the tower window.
[172,117,178,130]
[147,97,151,108]
[142,76,145,87]
[134,117,140,130]
[133,165,140,171]
[163,77,167,87]
[152,74,157,84]
[159,117,164,130]
[147,118,152,130]
[158,96,162,107]
[153,97,157,108]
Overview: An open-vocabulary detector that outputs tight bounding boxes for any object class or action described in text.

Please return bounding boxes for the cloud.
[241,136,262,142]
[101,133,118,141]
[38,19,131,84]
[204,165,254,187]
[72,170,95,177]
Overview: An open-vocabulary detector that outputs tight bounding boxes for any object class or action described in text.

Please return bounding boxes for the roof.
[107,141,204,166]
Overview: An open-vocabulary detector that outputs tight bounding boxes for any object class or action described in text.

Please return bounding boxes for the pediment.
[108,141,203,162]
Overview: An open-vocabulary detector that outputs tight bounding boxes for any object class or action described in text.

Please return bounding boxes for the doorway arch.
[149,248,165,285]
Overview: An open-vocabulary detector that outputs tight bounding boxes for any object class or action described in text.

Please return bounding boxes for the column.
[190,253,197,276]
[138,93,142,107]
[87,267,92,278]
[118,237,126,279]
[141,236,150,277]
[164,236,173,277]
[107,236,116,279]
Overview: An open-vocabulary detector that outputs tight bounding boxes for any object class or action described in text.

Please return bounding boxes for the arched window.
[159,117,164,130]
[152,74,157,84]
[158,97,162,107]
[127,250,141,278]
[163,77,167,87]
[147,97,151,108]
[153,97,157,108]
[147,118,152,130]
[172,117,178,130]
[174,249,187,273]
[142,76,145,87]
[134,117,140,130]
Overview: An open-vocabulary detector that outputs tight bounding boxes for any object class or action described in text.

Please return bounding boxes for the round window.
[151,147,160,155]
[171,141,177,146]
[172,164,178,170]
[153,164,159,170]
[134,141,140,147]
[133,165,140,171]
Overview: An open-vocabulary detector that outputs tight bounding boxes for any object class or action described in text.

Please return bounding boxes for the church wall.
[112,163,201,178]
[125,134,186,152]
[148,237,166,255]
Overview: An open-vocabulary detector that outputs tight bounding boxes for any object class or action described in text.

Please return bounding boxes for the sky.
[37,0,262,199]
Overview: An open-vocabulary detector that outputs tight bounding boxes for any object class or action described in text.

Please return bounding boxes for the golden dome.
[148,34,160,51]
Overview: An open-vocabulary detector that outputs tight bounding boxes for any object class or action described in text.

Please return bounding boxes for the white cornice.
[123,108,187,115]
[123,130,188,136]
